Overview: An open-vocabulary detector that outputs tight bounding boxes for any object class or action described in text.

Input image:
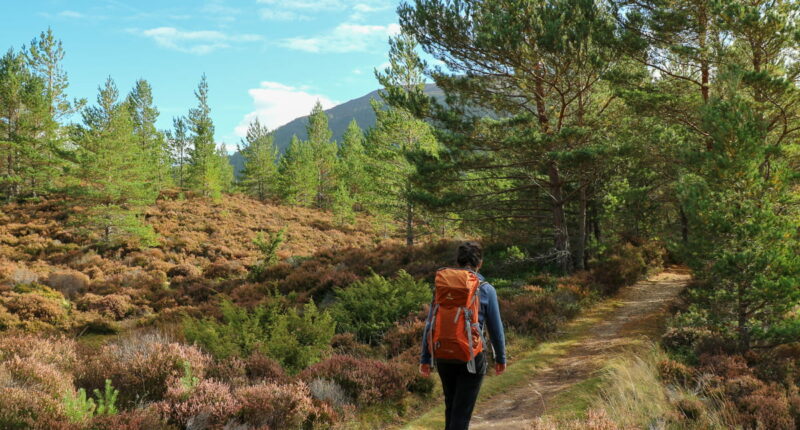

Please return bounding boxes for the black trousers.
[436,352,487,430]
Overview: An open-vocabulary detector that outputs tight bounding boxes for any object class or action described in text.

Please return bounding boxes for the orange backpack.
[426,268,486,373]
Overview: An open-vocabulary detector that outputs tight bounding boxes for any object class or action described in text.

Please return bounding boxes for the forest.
[0,0,798,429]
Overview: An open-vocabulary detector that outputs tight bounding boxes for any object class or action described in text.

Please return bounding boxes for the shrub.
[737,384,795,430]
[0,305,20,329]
[206,356,248,387]
[12,282,66,302]
[75,294,134,320]
[202,260,246,280]
[89,406,172,430]
[300,355,410,405]
[500,291,572,337]
[183,299,277,359]
[78,334,211,407]
[674,396,704,421]
[0,334,78,371]
[330,333,373,358]
[44,270,90,299]
[157,378,238,428]
[308,378,352,409]
[264,301,335,374]
[166,264,201,278]
[235,381,313,429]
[2,356,73,398]
[0,291,67,326]
[657,358,695,387]
[383,319,426,358]
[0,386,66,430]
[331,270,430,344]
[249,228,286,281]
[63,388,96,423]
[75,313,121,335]
[590,243,651,294]
[10,266,39,285]
[244,352,287,383]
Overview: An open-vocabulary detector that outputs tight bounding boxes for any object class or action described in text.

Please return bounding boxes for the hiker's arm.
[485,285,507,365]
[420,301,434,365]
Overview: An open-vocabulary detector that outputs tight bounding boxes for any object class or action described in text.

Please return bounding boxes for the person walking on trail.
[420,241,507,430]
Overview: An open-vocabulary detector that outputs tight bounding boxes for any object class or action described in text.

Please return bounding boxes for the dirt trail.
[468,268,690,429]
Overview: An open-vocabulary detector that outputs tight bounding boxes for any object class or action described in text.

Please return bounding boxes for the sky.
[1,0,407,152]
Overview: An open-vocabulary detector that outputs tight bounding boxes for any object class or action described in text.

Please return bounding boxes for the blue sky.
[1,0,407,152]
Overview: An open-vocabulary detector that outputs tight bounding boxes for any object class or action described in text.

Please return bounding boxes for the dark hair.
[457,241,483,268]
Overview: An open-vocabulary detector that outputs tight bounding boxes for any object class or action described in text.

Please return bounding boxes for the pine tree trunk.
[548,161,571,273]
[576,186,588,271]
[679,205,689,243]
[737,283,750,351]
[406,199,414,247]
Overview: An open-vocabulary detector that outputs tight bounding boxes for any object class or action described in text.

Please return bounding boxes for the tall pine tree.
[306,101,338,209]
[186,74,222,200]
[72,77,157,246]
[278,135,317,206]
[371,32,439,246]
[128,79,170,190]
[238,118,278,201]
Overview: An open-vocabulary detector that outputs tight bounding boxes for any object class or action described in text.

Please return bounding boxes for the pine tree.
[167,116,190,188]
[278,135,317,206]
[366,101,438,246]
[336,119,369,210]
[371,32,439,246]
[217,144,235,194]
[238,118,278,201]
[186,74,222,200]
[397,2,621,268]
[305,102,337,208]
[72,77,157,247]
[26,28,82,122]
[24,28,82,197]
[127,79,169,190]
[678,78,800,350]
[0,48,52,200]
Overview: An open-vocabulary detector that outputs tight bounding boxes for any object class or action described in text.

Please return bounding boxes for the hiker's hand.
[419,363,431,377]
[495,363,506,376]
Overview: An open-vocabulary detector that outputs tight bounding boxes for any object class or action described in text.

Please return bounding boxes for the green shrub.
[331,270,430,344]
[264,301,336,374]
[183,299,277,359]
[184,299,334,374]
[250,228,286,281]
[63,388,96,423]
[93,379,119,416]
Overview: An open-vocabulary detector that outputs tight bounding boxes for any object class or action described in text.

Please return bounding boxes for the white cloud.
[58,10,85,19]
[257,0,389,21]
[234,81,338,138]
[136,27,263,55]
[256,0,344,9]
[281,23,400,53]
[259,9,309,21]
[201,2,241,21]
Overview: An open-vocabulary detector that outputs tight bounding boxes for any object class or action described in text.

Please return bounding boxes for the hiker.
[420,241,507,430]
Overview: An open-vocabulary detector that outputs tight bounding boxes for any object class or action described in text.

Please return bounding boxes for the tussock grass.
[530,344,736,430]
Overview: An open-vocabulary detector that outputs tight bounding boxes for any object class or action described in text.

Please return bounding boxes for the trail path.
[403,268,690,430]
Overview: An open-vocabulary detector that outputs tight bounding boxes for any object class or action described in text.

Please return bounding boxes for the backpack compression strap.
[466,281,486,374]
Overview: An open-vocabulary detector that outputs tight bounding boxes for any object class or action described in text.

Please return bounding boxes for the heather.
[2,0,798,426]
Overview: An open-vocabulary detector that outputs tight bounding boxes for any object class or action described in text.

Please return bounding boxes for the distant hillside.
[230,84,443,175]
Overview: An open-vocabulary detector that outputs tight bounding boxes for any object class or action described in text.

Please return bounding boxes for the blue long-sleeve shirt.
[420,272,506,365]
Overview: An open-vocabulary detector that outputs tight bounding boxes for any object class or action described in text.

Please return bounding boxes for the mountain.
[229,84,443,175]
